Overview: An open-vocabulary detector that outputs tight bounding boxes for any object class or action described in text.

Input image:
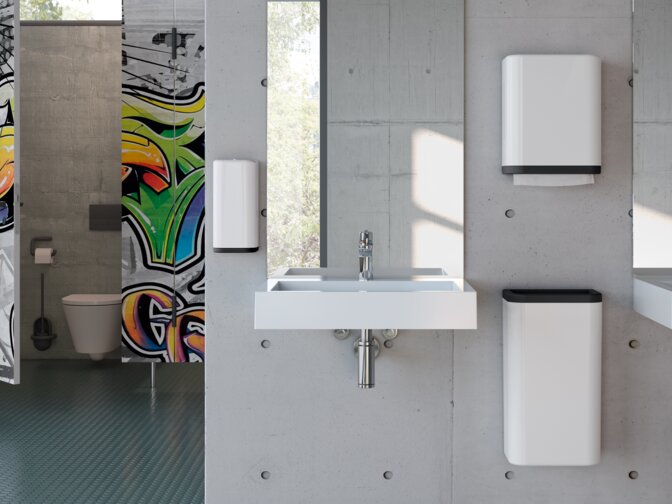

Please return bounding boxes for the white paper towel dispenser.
[213,159,259,253]
[502,54,601,185]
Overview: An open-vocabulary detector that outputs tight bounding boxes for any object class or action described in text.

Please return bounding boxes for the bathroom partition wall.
[0,0,17,385]
[121,0,205,363]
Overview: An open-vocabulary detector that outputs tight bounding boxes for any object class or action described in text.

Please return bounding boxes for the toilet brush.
[31,272,57,351]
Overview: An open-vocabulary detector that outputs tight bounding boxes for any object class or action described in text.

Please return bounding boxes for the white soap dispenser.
[213,159,260,253]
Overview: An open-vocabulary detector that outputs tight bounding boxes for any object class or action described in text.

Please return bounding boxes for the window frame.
[319,0,327,267]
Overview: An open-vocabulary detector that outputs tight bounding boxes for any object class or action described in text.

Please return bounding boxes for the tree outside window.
[21,0,121,21]
[267,1,321,274]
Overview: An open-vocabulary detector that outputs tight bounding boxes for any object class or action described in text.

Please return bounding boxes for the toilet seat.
[62,294,122,306]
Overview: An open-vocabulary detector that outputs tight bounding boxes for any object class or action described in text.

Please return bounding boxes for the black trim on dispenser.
[503,289,602,303]
[502,165,601,175]
[214,247,259,253]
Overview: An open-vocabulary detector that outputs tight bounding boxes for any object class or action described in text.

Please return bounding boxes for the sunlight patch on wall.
[410,128,463,275]
[634,203,672,268]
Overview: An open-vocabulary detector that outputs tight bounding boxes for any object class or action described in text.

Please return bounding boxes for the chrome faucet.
[358,230,373,281]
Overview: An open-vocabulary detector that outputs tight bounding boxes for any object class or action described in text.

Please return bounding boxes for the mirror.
[267,0,464,277]
[633,0,672,268]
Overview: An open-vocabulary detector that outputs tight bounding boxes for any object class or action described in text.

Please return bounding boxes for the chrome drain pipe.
[358,329,375,389]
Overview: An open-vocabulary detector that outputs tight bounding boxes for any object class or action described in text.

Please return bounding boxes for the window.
[267,1,322,274]
[21,0,121,21]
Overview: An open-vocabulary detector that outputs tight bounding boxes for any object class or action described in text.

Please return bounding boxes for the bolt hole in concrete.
[505,209,515,218]
[382,328,399,340]
[261,471,271,480]
[505,471,515,480]
[261,340,271,349]
[383,471,393,480]
[628,339,640,349]
[334,329,350,340]
[629,470,639,480]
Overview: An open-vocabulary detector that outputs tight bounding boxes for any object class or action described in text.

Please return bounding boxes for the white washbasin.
[255,268,477,330]
[634,269,672,330]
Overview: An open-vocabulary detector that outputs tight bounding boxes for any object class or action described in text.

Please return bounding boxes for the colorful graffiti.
[122,1,205,363]
[122,84,205,273]
[122,284,204,363]
[0,79,14,220]
[0,0,15,384]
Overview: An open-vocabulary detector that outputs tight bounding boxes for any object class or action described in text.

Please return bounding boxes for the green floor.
[0,360,204,504]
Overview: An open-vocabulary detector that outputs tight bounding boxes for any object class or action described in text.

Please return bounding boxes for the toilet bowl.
[62,294,122,361]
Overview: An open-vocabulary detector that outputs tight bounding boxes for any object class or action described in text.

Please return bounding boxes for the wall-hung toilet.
[62,294,121,361]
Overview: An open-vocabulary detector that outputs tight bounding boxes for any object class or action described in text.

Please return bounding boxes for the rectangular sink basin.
[255,268,477,330]
[634,269,672,330]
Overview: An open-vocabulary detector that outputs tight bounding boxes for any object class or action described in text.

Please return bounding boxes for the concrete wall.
[457,1,672,502]
[206,1,672,502]
[20,25,121,359]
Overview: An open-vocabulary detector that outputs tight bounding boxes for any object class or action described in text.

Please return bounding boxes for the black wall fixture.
[89,204,122,231]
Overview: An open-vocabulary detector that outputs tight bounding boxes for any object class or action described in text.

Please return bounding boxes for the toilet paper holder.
[30,236,57,257]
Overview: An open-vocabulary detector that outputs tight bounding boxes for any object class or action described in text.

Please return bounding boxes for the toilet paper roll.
[34,248,54,265]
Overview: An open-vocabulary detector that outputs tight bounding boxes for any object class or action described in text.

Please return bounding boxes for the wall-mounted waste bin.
[503,289,602,466]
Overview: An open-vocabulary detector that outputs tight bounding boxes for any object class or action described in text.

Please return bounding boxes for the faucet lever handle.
[359,230,373,247]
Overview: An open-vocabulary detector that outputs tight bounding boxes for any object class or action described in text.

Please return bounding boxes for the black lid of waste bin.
[502,289,602,303]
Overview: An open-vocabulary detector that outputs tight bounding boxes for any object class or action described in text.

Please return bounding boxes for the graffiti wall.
[0,0,15,384]
[121,0,205,363]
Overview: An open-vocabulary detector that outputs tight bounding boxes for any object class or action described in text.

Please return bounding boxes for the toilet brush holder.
[31,272,57,351]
